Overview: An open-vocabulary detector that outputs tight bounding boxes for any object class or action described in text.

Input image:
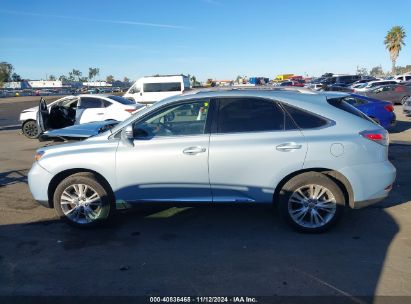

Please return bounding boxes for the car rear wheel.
[401,96,410,105]
[53,173,115,228]
[22,120,39,139]
[278,172,344,233]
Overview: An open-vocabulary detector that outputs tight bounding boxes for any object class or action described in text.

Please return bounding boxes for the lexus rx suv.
[28,89,396,232]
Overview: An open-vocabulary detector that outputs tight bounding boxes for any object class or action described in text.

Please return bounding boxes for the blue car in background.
[344,94,396,130]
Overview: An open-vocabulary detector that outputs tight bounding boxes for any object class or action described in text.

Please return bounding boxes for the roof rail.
[183,86,317,95]
[145,74,188,78]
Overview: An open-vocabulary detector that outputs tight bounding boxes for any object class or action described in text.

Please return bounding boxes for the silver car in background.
[28,89,396,232]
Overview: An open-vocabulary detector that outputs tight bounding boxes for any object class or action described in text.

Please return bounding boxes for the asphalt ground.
[1,98,411,301]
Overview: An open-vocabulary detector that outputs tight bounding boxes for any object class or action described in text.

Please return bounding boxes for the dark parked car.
[322,75,361,86]
[357,84,411,105]
[322,84,354,93]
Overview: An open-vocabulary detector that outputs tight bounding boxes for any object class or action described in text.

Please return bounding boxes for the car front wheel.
[279,172,344,233]
[22,120,39,139]
[53,173,114,227]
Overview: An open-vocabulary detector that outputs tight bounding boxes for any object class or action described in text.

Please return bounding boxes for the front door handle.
[96,112,105,115]
[276,143,302,152]
[183,146,206,155]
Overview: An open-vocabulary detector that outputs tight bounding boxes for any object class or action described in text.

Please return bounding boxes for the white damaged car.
[20,94,145,139]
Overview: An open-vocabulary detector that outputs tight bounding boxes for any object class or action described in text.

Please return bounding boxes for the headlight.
[34,151,45,161]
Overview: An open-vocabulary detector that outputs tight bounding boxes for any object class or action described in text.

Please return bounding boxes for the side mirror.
[125,125,134,138]
[121,125,134,147]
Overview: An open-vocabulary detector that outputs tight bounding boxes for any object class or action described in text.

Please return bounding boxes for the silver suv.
[28,89,396,232]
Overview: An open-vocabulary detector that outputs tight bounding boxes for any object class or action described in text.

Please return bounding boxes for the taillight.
[384,104,394,112]
[125,109,135,113]
[360,130,389,146]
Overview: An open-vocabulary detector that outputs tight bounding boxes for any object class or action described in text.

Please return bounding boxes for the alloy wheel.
[23,121,38,138]
[288,184,337,229]
[60,184,104,224]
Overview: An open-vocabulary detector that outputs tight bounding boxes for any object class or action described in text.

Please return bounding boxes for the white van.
[394,74,411,83]
[123,75,190,105]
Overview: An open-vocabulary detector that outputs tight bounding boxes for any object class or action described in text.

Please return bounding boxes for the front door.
[115,99,213,202]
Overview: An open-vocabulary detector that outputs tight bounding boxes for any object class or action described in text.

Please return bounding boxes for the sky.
[1,0,410,81]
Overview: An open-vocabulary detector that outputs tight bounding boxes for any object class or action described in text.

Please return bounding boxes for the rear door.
[208,97,308,203]
[76,97,107,124]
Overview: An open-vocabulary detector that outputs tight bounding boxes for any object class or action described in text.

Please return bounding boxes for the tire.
[401,96,410,105]
[278,172,345,233]
[53,173,115,228]
[22,120,39,139]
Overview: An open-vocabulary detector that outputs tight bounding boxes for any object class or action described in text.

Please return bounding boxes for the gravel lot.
[1,98,411,299]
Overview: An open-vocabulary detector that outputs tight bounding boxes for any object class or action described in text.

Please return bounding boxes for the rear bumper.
[339,160,396,208]
[352,197,387,209]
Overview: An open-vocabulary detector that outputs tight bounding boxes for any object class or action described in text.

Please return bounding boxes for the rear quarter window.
[327,97,375,123]
[282,103,329,129]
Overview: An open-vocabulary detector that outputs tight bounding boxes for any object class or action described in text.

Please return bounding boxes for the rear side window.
[143,82,182,92]
[217,98,286,133]
[328,97,375,123]
[282,104,329,129]
[80,97,103,108]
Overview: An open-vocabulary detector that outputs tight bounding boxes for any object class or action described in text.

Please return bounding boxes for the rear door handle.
[96,113,104,115]
[183,146,206,155]
[276,143,302,152]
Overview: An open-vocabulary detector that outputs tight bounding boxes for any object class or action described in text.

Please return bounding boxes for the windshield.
[109,95,183,135]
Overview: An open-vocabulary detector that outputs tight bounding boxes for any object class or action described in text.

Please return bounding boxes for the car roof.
[156,87,349,106]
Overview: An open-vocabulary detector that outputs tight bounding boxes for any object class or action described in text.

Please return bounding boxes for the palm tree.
[384,26,406,74]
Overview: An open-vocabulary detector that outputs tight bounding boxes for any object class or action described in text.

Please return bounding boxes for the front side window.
[133,100,209,138]
[217,98,285,133]
[58,97,78,108]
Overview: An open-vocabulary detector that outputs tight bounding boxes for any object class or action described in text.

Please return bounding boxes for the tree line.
[0,64,131,86]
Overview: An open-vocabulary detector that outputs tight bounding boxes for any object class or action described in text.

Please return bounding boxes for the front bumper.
[28,162,54,208]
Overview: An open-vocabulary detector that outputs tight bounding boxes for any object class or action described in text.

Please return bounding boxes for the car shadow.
[0,169,28,187]
[389,118,411,133]
[0,185,405,300]
[0,125,21,131]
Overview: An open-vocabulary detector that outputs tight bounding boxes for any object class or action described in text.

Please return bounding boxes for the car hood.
[21,106,38,113]
[42,120,119,139]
